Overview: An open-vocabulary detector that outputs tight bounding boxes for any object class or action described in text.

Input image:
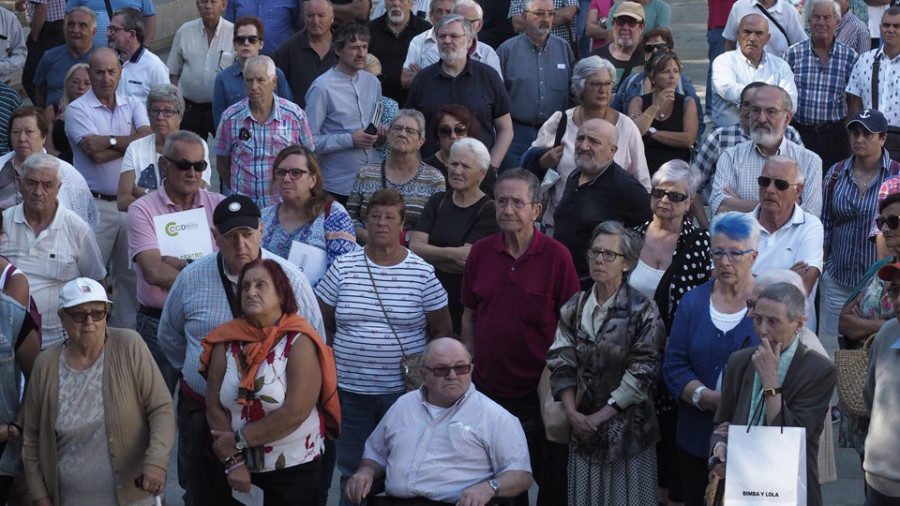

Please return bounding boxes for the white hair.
[244,55,276,79]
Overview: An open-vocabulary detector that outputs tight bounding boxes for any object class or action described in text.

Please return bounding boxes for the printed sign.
[152,208,214,260]
[287,241,328,285]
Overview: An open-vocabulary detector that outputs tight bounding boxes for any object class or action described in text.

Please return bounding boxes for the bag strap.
[754,4,790,44]
[553,110,568,147]
[216,252,240,318]
[872,50,882,111]
[380,160,388,189]
[324,199,334,220]
[102,0,114,22]
[827,160,844,196]
[363,251,406,357]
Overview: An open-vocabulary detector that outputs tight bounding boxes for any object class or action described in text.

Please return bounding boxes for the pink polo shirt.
[127,184,225,309]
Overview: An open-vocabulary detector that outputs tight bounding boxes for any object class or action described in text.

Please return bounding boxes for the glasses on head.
[757,176,796,191]
[614,17,640,27]
[274,168,310,180]
[586,80,614,90]
[165,157,208,172]
[422,364,473,377]
[149,107,179,118]
[644,43,670,54]
[66,309,108,323]
[390,124,420,136]
[650,188,688,202]
[749,106,787,117]
[525,9,556,17]
[876,215,900,230]
[587,248,625,262]
[439,124,468,137]
[495,197,533,210]
[709,248,755,262]
[234,35,260,45]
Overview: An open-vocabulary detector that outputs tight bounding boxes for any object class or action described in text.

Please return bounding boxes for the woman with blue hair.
[662,211,760,506]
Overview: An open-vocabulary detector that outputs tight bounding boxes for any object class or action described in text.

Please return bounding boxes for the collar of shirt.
[82,88,125,112]
[740,48,770,67]
[418,382,476,414]
[753,202,807,233]
[750,0,784,14]
[12,201,64,232]
[840,149,894,177]
[125,45,147,64]
[238,94,283,124]
[575,161,616,186]
[438,57,473,79]
[753,135,789,157]
[803,38,837,58]
[205,16,228,39]
[491,227,547,257]
[158,180,210,211]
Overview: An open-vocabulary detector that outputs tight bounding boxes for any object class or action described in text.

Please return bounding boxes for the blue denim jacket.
[0,293,26,475]
[611,73,705,140]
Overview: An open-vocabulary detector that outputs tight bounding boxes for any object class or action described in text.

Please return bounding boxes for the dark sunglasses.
[165,157,208,172]
[438,124,468,137]
[757,176,795,191]
[234,35,260,44]
[614,17,640,27]
[644,43,669,54]
[650,188,688,202]
[876,215,900,230]
[66,309,108,323]
[422,364,473,377]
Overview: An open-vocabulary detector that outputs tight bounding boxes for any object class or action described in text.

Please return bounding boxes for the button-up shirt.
[785,39,857,125]
[223,0,301,55]
[710,49,798,128]
[402,27,438,71]
[26,0,65,23]
[835,11,870,55]
[711,137,823,216]
[211,60,294,127]
[167,17,235,104]
[496,33,573,125]
[0,7,25,80]
[723,0,808,57]
[507,0,579,41]
[847,48,900,126]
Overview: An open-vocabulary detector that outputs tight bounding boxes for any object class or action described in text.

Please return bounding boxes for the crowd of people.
[0,0,897,504]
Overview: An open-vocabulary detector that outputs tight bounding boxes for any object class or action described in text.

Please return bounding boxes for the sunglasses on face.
[757,176,795,191]
[650,188,688,202]
[165,157,208,172]
[876,215,900,230]
[644,43,669,53]
[234,35,260,45]
[438,124,468,137]
[422,364,473,377]
[66,309,108,323]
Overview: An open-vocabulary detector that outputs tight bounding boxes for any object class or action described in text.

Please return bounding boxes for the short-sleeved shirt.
[271,30,338,109]
[405,58,512,158]
[259,201,358,272]
[119,134,212,191]
[315,248,448,394]
[846,48,900,126]
[588,0,613,48]
[752,203,824,276]
[710,49,798,128]
[65,0,155,50]
[0,7,26,81]
[118,46,172,106]
[508,0,579,42]
[213,95,314,207]
[127,185,224,309]
[223,0,301,55]
[0,83,21,156]
[33,45,92,108]
[590,44,645,92]
[606,0,671,31]
[167,17,236,104]
[460,230,580,399]
[785,40,858,125]
[211,61,294,127]
[65,89,150,195]
[496,33,574,125]
[722,0,808,57]
[835,11,870,56]
[367,14,432,105]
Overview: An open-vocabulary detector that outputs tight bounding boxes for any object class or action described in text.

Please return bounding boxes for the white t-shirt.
[120,134,212,190]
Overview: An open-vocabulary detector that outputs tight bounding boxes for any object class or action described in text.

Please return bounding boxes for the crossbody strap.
[363,251,406,356]
[872,49,882,111]
[217,252,240,318]
[754,4,790,44]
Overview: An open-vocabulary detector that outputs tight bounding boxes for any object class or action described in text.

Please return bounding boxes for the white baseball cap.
[59,278,112,309]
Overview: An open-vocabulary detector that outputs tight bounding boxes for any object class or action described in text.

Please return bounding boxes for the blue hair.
[709,211,760,249]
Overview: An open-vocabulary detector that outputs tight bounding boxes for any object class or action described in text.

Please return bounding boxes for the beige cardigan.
[22,328,175,504]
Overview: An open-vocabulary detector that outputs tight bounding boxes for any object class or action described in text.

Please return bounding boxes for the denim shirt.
[611,73,705,140]
[0,293,26,475]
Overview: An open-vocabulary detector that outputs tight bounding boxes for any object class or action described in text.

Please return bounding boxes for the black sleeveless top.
[640,92,691,176]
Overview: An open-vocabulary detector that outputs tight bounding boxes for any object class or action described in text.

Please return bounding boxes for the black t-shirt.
[591,45,645,92]
[271,30,338,109]
[367,14,432,105]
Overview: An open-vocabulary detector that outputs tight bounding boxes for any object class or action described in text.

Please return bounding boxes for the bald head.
[574,118,618,178]
[421,337,472,407]
[88,47,121,100]
[423,337,470,365]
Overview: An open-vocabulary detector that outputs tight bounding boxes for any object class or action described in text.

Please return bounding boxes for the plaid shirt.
[785,40,858,125]
[870,166,900,238]
[214,95,314,207]
[508,0,578,41]
[835,12,871,55]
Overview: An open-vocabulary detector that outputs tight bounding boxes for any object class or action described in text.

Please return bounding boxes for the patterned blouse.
[345,161,446,232]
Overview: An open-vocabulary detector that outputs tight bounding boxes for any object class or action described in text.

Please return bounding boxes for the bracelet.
[642,112,655,121]
[712,441,727,456]
[223,451,244,466]
[225,460,246,474]
[10,421,22,434]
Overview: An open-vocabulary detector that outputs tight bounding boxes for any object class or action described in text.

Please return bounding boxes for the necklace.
[854,168,878,197]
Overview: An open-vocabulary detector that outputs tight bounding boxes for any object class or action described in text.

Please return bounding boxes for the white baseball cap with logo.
[59,278,112,309]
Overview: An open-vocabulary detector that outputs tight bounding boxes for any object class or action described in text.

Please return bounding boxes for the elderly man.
[159,193,324,506]
[370,0,428,18]
[847,6,900,161]
[750,155,824,329]
[224,0,301,54]
[711,85,822,216]
[66,0,156,49]
[127,130,224,394]
[306,22,381,203]
[711,13,798,128]
[723,0,807,57]
[834,0,869,53]
[20,0,64,104]
[509,0,577,45]
[33,6,95,110]
[272,0,338,108]
[590,2,645,91]
[346,337,533,506]
[167,0,235,140]
[66,47,151,330]
[785,0,858,169]
[497,0,574,169]
[0,153,106,348]
[406,15,513,166]
[214,55,313,207]
[553,118,652,288]
[460,168,579,505]
[368,0,431,104]
[108,7,169,104]
[416,0,503,79]
[400,0,454,88]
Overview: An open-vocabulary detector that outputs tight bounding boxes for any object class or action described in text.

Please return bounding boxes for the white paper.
[152,208,214,261]
[287,241,329,285]
[232,484,264,506]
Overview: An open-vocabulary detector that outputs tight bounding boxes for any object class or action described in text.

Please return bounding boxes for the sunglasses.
[757,176,796,191]
[234,35,260,45]
[66,309,108,323]
[165,157,208,172]
[422,364,473,377]
[438,124,468,137]
[876,215,900,230]
[614,17,640,27]
[650,188,688,202]
[644,43,669,53]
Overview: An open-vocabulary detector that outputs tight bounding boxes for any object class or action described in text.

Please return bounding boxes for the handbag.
[834,333,875,418]
[364,253,423,392]
[723,424,807,505]
[538,292,587,443]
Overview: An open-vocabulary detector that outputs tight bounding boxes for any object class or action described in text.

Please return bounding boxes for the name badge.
[557,63,566,69]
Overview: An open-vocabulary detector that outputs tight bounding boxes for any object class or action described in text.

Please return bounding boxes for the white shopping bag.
[723,425,807,505]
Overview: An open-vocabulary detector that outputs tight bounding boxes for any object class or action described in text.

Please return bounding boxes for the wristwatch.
[234,429,248,451]
[607,397,624,413]
[763,387,782,397]
[692,385,707,409]
[647,127,658,136]
[707,455,723,473]
[108,136,117,148]
[487,479,501,497]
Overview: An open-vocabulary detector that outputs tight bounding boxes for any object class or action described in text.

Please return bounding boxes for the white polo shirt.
[119,46,170,104]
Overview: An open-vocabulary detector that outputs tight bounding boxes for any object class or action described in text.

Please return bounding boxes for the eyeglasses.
[586,80,614,90]
[749,106,788,117]
[390,124,420,136]
[525,9,556,17]
[740,100,752,111]
[66,309,108,323]
[233,35,260,45]
[709,248,755,262]
[614,17,641,27]
[644,43,670,53]
[439,124,468,137]
[757,176,796,191]
[438,32,466,41]
[149,107,179,118]
[650,188,688,202]
[876,215,900,230]
[422,364,473,377]
[274,168,310,180]
[587,248,625,262]
[495,197,533,210]
[107,24,129,34]
[164,157,208,172]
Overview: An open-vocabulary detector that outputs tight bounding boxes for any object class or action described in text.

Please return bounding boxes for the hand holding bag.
[539,292,587,443]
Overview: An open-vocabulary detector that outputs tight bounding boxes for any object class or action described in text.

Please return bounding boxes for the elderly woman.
[117,84,211,211]
[632,160,711,506]
[627,52,698,175]
[0,106,99,227]
[45,63,90,164]
[260,145,357,285]
[529,56,649,234]
[662,211,760,506]
[710,283,836,506]
[22,278,174,505]
[423,105,496,198]
[547,220,667,504]
[346,109,445,245]
[203,259,335,504]
[410,138,499,334]
[316,189,452,503]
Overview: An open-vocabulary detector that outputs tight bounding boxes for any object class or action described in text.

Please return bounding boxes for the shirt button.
[511,266,516,271]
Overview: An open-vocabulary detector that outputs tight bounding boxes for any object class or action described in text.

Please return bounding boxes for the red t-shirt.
[708,0,738,29]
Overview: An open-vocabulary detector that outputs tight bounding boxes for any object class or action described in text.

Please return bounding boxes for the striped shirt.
[345,162,446,232]
[785,40,858,125]
[315,248,448,394]
[823,151,896,287]
[213,95,314,207]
